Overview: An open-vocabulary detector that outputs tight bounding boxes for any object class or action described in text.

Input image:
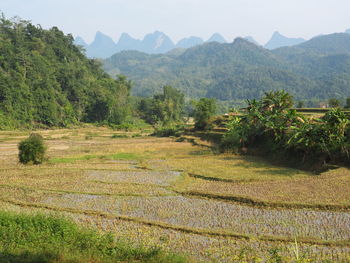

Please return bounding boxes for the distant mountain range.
[264,31,305,50]
[103,33,350,102]
[75,29,350,59]
[75,31,228,58]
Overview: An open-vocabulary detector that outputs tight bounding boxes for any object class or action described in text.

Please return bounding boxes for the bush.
[152,124,184,137]
[18,133,46,164]
[224,91,350,170]
[193,98,217,130]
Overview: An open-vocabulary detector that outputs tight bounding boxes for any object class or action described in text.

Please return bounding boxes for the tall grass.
[0,211,186,263]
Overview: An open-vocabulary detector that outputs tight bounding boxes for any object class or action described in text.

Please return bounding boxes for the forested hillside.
[0,16,131,129]
[103,33,350,103]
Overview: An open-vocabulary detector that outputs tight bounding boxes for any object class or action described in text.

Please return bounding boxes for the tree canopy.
[0,15,132,129]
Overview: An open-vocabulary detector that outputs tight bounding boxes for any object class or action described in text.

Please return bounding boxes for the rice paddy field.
[0,126,349,262]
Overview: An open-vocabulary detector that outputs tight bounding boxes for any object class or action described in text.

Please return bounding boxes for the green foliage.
[328,98,341,108]
[193,98,217,130]
[296,101,305,108]
[224,90,350,169]
[0,15,132,128]
[152,124,184,137]
[345,97,350,109]
[18,133,46,164]
[287,108,350,162]
[104,34,350,104]
[223,90,298,150]
[0,211,186,263]
[138,86,185,125]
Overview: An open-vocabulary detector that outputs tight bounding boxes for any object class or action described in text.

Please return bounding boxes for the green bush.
[18,133,47,164]
[224,91,350,169]
[152,124,184,137]
[193,98,217,130]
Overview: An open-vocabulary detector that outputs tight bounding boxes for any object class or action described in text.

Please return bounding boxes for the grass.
[174,168,350,208]
[0,211,186,263]
[49,152,141,164]
[164,152,311,182]
[0,127,350,262]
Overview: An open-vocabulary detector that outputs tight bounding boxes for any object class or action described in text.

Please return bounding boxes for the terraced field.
[0,127,349,262]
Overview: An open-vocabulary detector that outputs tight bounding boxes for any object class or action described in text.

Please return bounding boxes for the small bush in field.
[18,133,46,164]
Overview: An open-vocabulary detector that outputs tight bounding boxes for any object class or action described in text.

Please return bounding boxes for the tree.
[344,97,350,109]
[0,15,133,128]
[296,101,304,108]
[328,98,341,108]
[18,133,46,164]
[139,86,184,125]
[193,98,217,130]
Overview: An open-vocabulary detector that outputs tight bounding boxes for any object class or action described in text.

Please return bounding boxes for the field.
[0,127,349,262]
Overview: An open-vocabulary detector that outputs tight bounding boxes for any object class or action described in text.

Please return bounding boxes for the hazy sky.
[1,0,350,44]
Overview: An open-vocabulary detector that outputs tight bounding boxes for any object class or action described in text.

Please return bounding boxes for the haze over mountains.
[75,29,350,59]
[103,33,350,103]
[264,31,305,50]
[75,31,228,58]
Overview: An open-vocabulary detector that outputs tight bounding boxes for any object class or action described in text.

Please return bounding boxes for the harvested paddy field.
[0,127,349,262]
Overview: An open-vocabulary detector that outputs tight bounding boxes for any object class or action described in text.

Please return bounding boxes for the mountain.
[116,33,141,52]
[264,31,305,50]
[176,36,204,48]
[103,37,316,100]
[74,36,88,50]
[103,33,350,102]
[272,33,350,98]
[87,31,117,58]
[273,33,350,60]
[76,31,177,58]
[297,33,350,55]
[140,31,175,53]
[207,33,227,43]
[346,29,350,34]
[244,36,260,46]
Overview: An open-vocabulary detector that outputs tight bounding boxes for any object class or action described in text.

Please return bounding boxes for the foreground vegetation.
[223,91,350,171]
[0,127,349,262]
[0,211,185,263]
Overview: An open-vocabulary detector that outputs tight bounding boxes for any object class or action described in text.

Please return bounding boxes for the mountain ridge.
[264,31,305,50]
[103,33,350,102]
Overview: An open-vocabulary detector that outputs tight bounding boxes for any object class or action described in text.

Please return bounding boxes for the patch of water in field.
[85,170,181,186]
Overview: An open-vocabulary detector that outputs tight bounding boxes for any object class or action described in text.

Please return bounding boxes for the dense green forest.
[103,34,350,106]
[0,15,132,129]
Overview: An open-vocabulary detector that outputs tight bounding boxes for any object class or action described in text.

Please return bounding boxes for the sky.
[1,0,350,45]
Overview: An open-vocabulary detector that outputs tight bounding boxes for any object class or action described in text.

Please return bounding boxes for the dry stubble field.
[0,127,349,262]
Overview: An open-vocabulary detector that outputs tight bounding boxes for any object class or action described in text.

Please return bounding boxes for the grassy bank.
[0,211,186,263]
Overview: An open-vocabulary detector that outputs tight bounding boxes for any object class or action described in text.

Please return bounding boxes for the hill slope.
[103,33,350,102]
[264,31,305,50]
[0,17,131,128]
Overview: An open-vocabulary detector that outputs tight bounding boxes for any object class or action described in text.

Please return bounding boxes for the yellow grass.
[0,127,349,262]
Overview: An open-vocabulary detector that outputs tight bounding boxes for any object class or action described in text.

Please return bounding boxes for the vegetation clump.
[193,98,217,130]
[138,85,185,125]
[18,133,46,164]
[0,211,186,263]
[0,15,132,129]
[223,90,350,170]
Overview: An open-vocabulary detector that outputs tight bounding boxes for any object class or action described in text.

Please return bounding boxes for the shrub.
[18,133,46,164]
[193,98,217,130]
[152,124,184,137]
[224,91,350,169]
